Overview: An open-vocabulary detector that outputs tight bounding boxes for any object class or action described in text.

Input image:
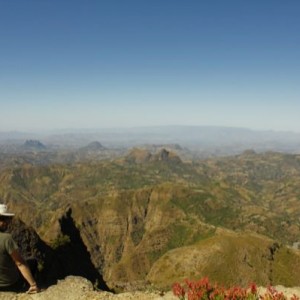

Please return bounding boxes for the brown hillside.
[147,228,300,289]
[0,151,300,291]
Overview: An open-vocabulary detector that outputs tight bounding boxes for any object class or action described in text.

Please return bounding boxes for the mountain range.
[1,126,300,156]
[0,141,300,291]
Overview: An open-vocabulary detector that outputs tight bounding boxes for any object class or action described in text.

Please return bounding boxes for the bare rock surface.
[0,276,177,300]
[258,286,300,299]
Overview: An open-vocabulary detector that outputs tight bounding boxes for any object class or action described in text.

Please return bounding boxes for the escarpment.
[2,151,300,291]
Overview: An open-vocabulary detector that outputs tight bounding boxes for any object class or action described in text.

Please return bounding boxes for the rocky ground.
[0,276,177,300]
[1,276,300,300]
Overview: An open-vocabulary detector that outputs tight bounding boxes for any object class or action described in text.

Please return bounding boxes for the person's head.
[0,204,14,232]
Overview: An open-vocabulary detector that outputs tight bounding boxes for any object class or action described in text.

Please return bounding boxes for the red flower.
[173,282,186,299]
[249,283,258,295]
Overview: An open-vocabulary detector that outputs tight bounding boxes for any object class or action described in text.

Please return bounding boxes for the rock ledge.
[0,276,177,300]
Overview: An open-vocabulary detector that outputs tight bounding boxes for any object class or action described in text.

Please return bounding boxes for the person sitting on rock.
[0,204,40,293]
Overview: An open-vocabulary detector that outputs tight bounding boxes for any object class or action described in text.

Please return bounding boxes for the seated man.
[0,204,40,293]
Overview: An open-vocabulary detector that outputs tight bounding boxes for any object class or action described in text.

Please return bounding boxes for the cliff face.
[60,185,214,290]
[6,184,213,290]
[9,216,108,291]
[9,218,62,286]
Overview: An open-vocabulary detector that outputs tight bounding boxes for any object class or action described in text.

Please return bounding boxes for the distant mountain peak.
[86,141,105,150]
[79,141,106,152]
[23,139,46,150]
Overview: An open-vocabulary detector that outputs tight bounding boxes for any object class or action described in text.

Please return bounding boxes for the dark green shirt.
[0,233,19,287]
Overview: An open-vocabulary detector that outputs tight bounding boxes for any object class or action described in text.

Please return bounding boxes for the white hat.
[0,204,15,217]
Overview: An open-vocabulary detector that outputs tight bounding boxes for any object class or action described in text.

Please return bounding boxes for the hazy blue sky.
[1,1,299,132]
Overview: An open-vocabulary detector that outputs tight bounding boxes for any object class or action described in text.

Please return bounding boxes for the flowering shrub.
[172,277,300,300]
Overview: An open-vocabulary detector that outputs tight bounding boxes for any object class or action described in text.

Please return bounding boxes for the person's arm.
[10,250,40,293]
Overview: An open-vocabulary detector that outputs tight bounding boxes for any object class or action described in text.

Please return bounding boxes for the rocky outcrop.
[0,276,177,300]
[125,148,152,163]
[125,148,181,164]
[151,149,181,163]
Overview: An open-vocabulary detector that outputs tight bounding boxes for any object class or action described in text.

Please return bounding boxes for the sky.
[1,1,300,133]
